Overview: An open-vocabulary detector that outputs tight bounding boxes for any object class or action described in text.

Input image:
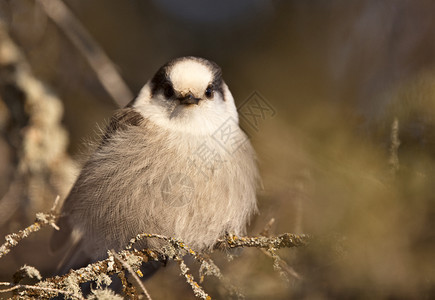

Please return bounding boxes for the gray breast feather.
[51,108,259,263]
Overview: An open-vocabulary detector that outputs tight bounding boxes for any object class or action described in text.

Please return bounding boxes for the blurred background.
[1,0,435,299]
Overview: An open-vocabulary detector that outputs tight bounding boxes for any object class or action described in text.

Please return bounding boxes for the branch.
[36,0,133,107]
[1,205,309,299]
[216,233,310,249]
[389,117,400,175]
[110,250,153,300]
[0,196,60,259]
[175,257,210,300]
[257,218,303,281]
[0,282,83,299]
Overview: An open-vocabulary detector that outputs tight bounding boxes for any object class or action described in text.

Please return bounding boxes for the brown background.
[1,0,435,299]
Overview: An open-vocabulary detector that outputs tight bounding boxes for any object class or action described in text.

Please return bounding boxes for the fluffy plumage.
[51,57,259,273]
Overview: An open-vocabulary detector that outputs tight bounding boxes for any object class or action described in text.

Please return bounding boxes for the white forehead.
[169,60,213,94]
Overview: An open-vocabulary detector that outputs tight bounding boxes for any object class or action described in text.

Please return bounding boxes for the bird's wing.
[49,214,74,252]
[100,107,145,146]
[49,107,146,272]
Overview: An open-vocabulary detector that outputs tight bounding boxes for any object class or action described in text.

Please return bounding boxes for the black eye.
[163,83,174,98]
[205,85,214,99]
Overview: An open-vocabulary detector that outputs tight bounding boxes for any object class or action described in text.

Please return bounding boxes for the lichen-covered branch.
[175,257,211,300]
[257,218,303,281]
[216,233,310,250]
[0,282,83,299]
[0,20,76,227]
[261,248,302,281]
[0,210,309,299]
[0,196,59,259]
[110,250,153,300]
[0,213,58,259]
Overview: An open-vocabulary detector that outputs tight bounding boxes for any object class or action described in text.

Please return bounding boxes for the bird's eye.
[163,84,174,98]
[205,85,214,99]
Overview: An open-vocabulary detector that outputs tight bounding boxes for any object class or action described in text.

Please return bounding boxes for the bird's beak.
[178,93,200,105]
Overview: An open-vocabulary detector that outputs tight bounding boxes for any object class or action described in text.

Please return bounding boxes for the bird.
[50,56,259,275]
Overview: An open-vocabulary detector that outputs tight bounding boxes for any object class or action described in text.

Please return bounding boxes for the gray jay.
[50,56,259,274]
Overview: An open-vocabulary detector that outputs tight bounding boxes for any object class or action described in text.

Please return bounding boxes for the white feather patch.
[169,60,213,95]
[134,82,239,136]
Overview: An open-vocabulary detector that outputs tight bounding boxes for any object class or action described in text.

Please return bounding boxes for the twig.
[259,218,275,237]
[175,257,211,300]
[117,269,136,299]
[258,218,303,281]
[216,233,309,250]
[127,233,220,299]
[36,0,133,107]
[127,233,176,250]
[199,256,244,299]
[389,117,400,175]
[50,195,61,213]
[0,197,59,259]
[261,248,302,281]
[0,282,83,299]
[110,250,153,300]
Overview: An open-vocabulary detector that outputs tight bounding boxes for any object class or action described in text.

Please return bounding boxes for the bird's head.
[133,56,239,135]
